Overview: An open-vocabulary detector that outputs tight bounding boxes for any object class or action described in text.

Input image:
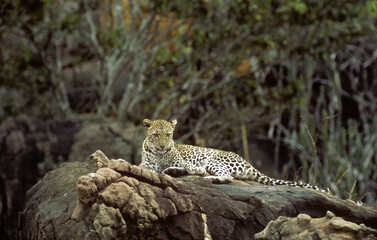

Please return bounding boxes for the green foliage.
[368,0,377,16]
[0,0,85,117]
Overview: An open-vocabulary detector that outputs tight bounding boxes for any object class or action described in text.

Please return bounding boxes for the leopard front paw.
[162,167,188,177]
[204,175,233,184]
[187,167,206,176]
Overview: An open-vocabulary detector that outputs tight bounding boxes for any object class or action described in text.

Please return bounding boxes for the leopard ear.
[171,119,177,127]
[143,119,153,128]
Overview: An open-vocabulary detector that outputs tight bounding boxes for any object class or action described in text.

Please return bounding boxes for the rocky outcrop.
[19,150,377,240]
[255,211,377,240]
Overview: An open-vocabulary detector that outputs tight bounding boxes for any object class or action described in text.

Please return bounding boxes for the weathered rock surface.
[18,160,98,240]
[19,150,377,240]
[255,211,377,240]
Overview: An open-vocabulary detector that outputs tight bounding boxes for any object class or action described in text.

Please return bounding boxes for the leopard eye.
[153,133,159,138]
[166,133,172,137]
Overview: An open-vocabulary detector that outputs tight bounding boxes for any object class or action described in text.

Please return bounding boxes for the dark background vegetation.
[1,0,377,237]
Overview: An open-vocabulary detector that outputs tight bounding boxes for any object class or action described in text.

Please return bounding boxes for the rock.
[76,175,99,204]
[92,203,127,240]
[107,158,131,173]
[329,218,360,233]
[96,167,122,181]
[122,191,159,224]
[98,182,133,208]
[296,213,311,225]
[19,161,97,240]
[326,210,336,219]
[255,210,377,240]
[19,151,377,240]
[254,216,289,240]
[0,117,78,239]
[91,150,111,168]
[164,187,194,213]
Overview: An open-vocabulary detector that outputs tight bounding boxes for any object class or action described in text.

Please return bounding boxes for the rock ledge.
[20,150,377,240]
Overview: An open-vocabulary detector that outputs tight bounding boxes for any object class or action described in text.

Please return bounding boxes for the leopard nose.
[160,144,166,149]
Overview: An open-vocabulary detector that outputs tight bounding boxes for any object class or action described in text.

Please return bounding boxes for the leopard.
[142,118,328,193]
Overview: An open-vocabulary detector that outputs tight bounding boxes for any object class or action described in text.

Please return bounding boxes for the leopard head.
[143,119,177,154]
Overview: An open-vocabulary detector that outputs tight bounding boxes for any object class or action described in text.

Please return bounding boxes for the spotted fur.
[142,119,328,193]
